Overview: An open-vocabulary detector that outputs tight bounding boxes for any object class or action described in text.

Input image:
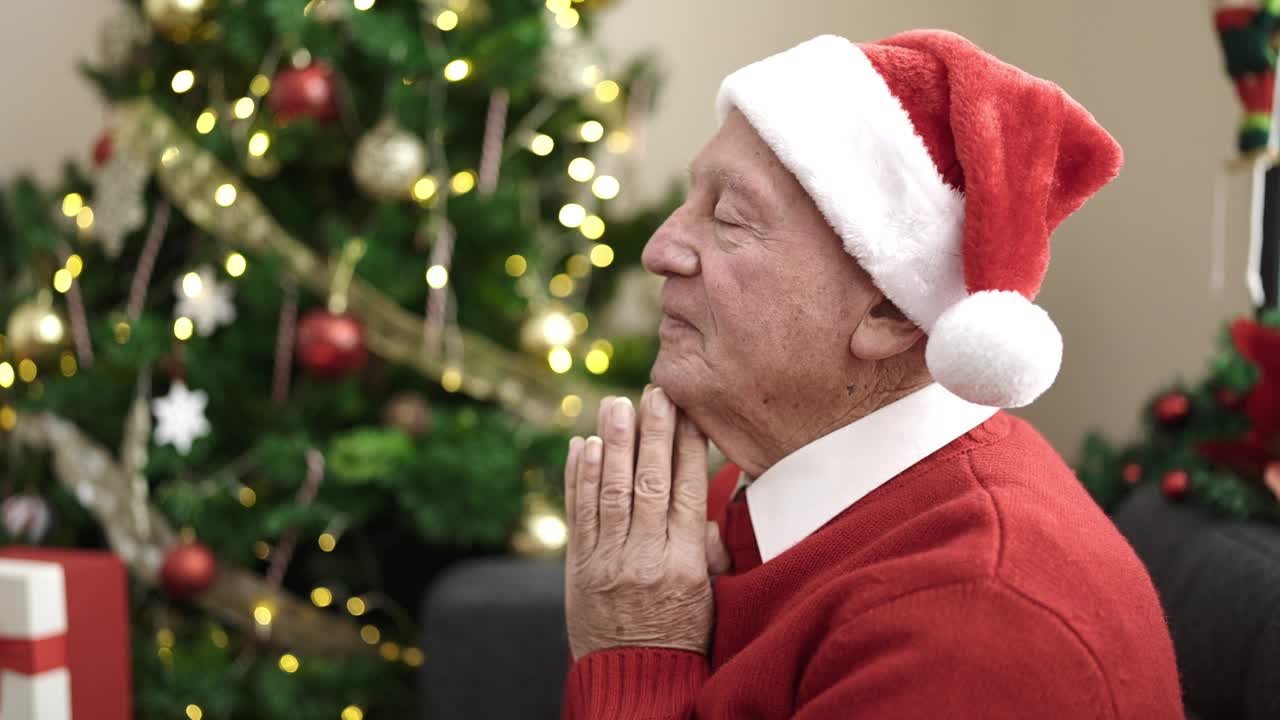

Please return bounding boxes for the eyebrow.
[687,166,770,211]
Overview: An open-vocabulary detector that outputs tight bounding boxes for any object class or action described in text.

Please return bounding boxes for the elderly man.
[561,30,1182,719]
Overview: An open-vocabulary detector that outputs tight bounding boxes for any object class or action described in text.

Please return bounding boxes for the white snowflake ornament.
[92,154,150,258]
[152,380,211,455]
[174,264,236,336]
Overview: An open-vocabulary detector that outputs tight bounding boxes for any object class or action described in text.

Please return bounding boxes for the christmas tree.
[0,0,674,716]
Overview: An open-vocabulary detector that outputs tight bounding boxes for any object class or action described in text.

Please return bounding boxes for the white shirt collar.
[742,383,997,563]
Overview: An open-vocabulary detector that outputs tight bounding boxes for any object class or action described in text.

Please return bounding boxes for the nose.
[642,207,701,278]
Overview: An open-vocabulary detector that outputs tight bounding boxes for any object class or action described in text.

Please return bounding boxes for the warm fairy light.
[61,193,83,218]
[403,647,426,667]
[542,312,575,346]
[0,363,12,389]
[253,604,273,626]
[114,321,131,344]
[592,175,620,200]
[589,243,614,267]
[311,587,333,607]
[0,406,15,432]
[60,352,76,378]
[566,254,591,279]
[171,69,196,93]
[441,367,463,392]
[435,9,459,30]
[443,59,471,82]
[581,65,603,87]
[161,146,181,166]
[580,216,605,240]
[361,625,381,644]
[555,8,579,28]
[592,338,614,356]
[318,532,337,552]
[561,395,583,417]
[529,133,555,156]
[426,264,449,289]
[346,597,367,616]
[548,346,572,373]
[233,97,256,119]
[210,627,229,648]
[76,206,95,230]
[196,109,217,134]
[533,512,569,548]
[248,131,271,157]
[413,176,438,201]
[37,314,63,344]
[546,0,570,11]
[353,0,376,10]
[279,653,300,673]
[18,359,37,384]
[585,348,609,374]
[380,642,402,661]
[182,271,204,298]
[214,183,238,207]
[567,157,595,182]
[341,706,364,720]
[450,170,476,194]
[65,254,83,278]
[174,317,194,341]
[505,255,528,277]
[53,269,73,294]
[250,74,272,96]
[156,628,175,648]
[569,312,588,334]
[580,121,604,142]
[559,203,586,228]
[253,541,271,560]
[594,80,621,103]
[238,486,257,507]
[226,252,247,277]
[186,705,203,720]
[549,273,574,298]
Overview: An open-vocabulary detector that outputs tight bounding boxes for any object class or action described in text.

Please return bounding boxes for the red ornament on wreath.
[92,131,114,168]
[1215,387,1244,411]
[160,540,218,600]
[269,62,339,124]
[297,309,367,378]
[1153,392,1190,427]
[1122,462,1143,486]
[1161,470,1190,501]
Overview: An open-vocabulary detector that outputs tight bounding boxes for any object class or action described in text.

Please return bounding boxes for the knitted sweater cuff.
[564,647,708,720]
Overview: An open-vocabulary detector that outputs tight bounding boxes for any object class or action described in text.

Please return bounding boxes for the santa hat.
[716,31,1122,408]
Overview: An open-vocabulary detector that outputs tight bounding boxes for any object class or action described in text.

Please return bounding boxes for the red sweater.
[563,412,1182,719]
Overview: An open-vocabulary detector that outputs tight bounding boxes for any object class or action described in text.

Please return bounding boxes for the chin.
[650,350,704,411]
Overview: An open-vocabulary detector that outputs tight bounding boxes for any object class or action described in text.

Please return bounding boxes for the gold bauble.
[382,392,433,437]
[6,295,66,360]
[511,493,568,558]
[144,0,214,42]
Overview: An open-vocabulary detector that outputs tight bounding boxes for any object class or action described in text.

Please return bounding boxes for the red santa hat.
[716,31,1123,408]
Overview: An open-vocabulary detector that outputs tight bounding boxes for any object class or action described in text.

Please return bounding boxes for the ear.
[850,294,925,361]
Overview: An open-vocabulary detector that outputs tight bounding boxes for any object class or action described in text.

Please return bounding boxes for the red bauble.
[1161,470,1190,501]
[297,309,367,378]
[160,541,218,601]
[1122,463,1142,486]
[92,132,114,167]
[268,63,339,124]
[1154,392,1190,427]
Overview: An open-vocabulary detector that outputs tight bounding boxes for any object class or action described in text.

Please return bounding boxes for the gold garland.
[113,99,624,433]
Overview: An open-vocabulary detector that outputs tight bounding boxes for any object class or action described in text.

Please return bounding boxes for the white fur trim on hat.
[926,291,1063,408]
[715,34,967,334]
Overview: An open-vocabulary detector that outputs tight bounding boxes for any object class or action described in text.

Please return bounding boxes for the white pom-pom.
[925,290,1062,408]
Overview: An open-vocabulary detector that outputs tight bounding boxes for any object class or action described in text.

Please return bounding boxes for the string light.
[533,511,569,548]
[253,541,271,560]
[161,146,181,166]
[238,486,257,507]
[342,706,364,720]
[380,642,402,661]
[18,360,36,384]
[559,203,586,228]
[53,269,73,294]
[250,74,272,96]
[425,265,449,289]
[214,183,238,207]
[441,367,463,392]
[567,157,595,182]
[566,254,591,279]
[278,653,300,673]
[196,109,217,134]
[182,271,204,298]
[580,216,605,240]
[592,175,620,200]
[561,395,583,417]
[529,133,555,156]
[581,65,603,87]
[0,406,15,432]
[548,347,572,373]
[253,604,273,626]
[403,647,426,667]
[186,704,203,720]
[226,252,247,277]
[555,8,579,28]
[585,348,610,374]
[569,312,588,334]
[546,0,570,11]
[248,131,271,157]
[361,625,381,644]
[435,9,459,30]
[157,646,173,664]
[233,97,256,119]
[542,312,575,346]
[443,59,471,82]
[61,193,83,218]
[354,0,376,9]
[310,587,333,607]
[594,80,621,103]
[549,274,574,298]
[318,532,337,552]
[37,314,63,344]
[589,243,615,267]
[65,254,83,278]
[0,363,12,389]
[346,597,367,616]
[505,255,528,277]
[76,206,95,230]
[114,321,131,344]
[450,170,476,194]
[171,69,196,93]
[580,121,604,142]
[413,176,438,201]
[210,627,229,648]
[174,317,194,341]
[59,352,76,378]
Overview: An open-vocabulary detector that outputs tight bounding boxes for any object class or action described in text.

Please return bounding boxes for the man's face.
[642,110,887,447]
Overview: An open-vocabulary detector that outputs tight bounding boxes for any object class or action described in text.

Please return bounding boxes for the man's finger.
[669,413,709,548]
[629,387,676,550]
[597,396,636,550]
[597,396,616,437]
[576,436,604,556]
[706,521,731,576]
[564,436,582,546]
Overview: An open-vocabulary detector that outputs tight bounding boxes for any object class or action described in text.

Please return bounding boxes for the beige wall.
[0,1,1250,455]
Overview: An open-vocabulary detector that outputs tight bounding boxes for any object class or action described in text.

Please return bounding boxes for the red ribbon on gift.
[0,634,68,675]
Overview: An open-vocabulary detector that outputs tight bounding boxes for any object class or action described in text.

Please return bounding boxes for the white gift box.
[0,558,72,720]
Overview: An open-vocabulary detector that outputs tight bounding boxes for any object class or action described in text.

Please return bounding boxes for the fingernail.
[585,436,602,463]
[569,436,582,452]
[612,397,633,429]
[651,388,670,417]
